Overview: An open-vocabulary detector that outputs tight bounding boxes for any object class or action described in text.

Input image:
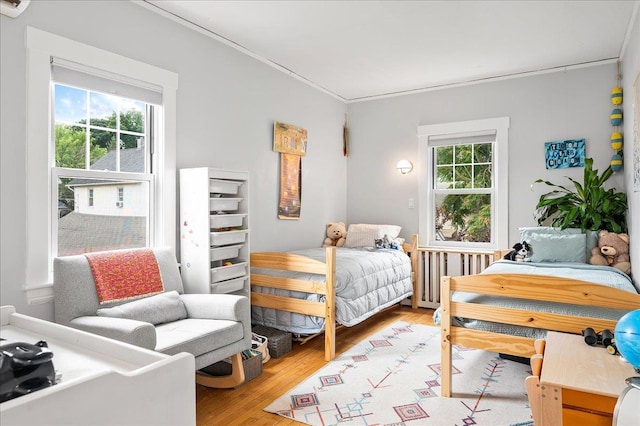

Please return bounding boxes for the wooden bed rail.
[251,247,336,361]
[250,235,419,361]
[440,273,640,397]
[404,235,419,309]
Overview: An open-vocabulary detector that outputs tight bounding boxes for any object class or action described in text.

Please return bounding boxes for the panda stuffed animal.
[504,241,532,262]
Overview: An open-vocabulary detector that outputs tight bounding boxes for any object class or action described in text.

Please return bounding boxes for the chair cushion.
[154,318,244,358]
[96,291,187,325]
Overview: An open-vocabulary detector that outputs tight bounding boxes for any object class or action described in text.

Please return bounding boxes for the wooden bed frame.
[440,252,640,397]
[250,235,419,361]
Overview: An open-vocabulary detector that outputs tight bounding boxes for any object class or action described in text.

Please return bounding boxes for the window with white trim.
[25,27,178,302]
[51,62,158,256]
[418,117,510,249]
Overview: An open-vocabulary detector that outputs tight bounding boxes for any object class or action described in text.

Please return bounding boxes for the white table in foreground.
[0,305,195,426]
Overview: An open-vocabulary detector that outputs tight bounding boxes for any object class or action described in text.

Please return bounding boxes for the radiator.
[412,248,496,309]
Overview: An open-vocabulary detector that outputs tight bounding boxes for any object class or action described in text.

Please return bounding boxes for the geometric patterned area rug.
[264,322,534,425]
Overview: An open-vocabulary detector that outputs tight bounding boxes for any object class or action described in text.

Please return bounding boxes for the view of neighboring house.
[58,147,148,255]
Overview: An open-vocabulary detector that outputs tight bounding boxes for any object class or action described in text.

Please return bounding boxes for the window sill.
[25,284,54,305]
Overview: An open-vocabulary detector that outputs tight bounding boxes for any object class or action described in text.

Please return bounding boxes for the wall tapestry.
[544,138,585,169]
[634,69,640,192]
[274,122,306,219]
[277,153,302,219]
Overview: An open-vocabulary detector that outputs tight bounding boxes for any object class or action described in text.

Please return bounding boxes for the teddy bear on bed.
[504,241,532,262]
[589,230,631,274]
[323,222,347,247]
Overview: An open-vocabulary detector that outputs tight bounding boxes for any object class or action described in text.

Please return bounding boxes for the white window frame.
[418,117,509,249]
[25,27,178,304]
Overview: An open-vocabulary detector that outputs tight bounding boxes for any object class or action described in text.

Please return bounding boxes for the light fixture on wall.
[1,0,31,18]
[396,160,413,174]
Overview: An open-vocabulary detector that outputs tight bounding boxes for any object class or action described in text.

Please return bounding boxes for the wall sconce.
[396,160,413,174]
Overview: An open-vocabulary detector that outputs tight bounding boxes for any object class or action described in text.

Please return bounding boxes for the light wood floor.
[196,305,435,425]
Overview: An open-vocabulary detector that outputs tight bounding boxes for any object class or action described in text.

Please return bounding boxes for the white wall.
[621,12,640,283]
[347,63,627,250]
[0,1,347,319]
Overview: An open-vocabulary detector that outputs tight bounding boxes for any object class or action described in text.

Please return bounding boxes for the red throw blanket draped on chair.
[85,248,164,304]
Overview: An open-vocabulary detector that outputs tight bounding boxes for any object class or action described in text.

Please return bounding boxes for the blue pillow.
[519,227,596,262]
[519,226,581,240]
[527,232,586,263]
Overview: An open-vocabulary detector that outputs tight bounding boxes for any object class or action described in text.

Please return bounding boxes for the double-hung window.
[418,117,509,249]
[25,27,178,303]
[51,60,159,256]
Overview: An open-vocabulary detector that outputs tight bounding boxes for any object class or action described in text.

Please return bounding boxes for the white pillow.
[347,223,402,239]
[345,229,377,248]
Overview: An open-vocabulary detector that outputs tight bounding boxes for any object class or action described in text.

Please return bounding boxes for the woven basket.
[252,325,292,358]
[251,332,270,363]
[201,349,262,383]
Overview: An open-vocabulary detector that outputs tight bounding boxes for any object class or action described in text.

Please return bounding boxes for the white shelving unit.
[179,168,249,296]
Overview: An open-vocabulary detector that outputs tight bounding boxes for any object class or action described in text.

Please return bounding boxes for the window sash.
[51,168,154,259]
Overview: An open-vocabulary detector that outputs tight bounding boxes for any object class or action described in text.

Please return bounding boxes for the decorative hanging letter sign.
[544,139,585,169]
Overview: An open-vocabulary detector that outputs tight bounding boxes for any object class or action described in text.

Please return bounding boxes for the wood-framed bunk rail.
[440,272,640,397]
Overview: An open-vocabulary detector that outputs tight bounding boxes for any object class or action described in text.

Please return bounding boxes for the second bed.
[250,235,418,360]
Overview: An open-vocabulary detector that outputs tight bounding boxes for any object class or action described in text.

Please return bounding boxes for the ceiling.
[143,1,638,102]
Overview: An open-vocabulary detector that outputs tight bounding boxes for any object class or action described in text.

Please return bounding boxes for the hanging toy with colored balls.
[611,154,622,172]
[611,87,623,105]
[610,108,623,126]
[611,131,623,150]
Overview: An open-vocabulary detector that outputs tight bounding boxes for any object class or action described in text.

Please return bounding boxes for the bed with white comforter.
[251,247,413,335]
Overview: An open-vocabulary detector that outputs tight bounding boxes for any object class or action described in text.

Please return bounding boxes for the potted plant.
[533,158,628,233]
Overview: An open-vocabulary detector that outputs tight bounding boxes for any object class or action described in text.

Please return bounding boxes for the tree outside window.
[434,142,492,243]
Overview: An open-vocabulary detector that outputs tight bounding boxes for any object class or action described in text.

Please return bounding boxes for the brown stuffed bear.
[323,222,347,247]
[589,230,631,275]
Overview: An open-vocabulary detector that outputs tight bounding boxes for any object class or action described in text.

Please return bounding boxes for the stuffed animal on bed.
[323,222,347,247]
[589,230,631,274]
[504,241,532,262]
[374,234,400,250]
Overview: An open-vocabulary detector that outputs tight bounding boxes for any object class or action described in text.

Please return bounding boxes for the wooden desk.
[531,331,636,425]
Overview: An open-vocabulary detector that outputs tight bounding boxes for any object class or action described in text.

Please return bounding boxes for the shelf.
[209,229,249,246]
[209,213,246,229]
[209,244,244,261]
[209,197,242,212]
[209,179,242,195]
[210,277,247,294]
[210,261,248,283]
